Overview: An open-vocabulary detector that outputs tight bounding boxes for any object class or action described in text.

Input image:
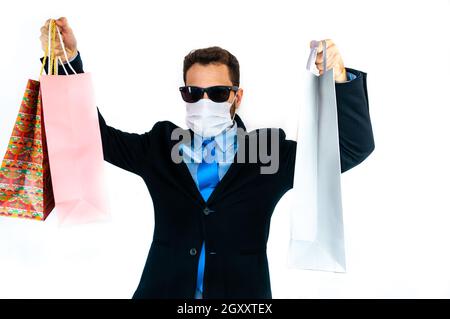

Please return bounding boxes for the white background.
[0,0,449,298]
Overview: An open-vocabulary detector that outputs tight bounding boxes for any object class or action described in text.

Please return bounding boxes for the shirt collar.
[180,121,238,163]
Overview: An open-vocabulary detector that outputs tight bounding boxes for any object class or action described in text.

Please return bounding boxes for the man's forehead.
[185,63,232,86]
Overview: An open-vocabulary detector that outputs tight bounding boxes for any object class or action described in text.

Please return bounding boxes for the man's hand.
[40,17,78,62]
[311,39,347,83]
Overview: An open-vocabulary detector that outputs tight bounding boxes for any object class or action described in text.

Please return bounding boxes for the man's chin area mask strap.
[231,108,236,122]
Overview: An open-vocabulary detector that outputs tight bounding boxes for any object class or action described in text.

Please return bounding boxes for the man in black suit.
[40,17,374,299]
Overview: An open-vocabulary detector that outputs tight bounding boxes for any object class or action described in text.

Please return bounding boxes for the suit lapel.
[206,114,247,205]
[168,130,206,206]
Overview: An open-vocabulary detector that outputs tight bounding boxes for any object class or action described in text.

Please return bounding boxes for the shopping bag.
[39,20,110,225]
[0,80,55,220]
[287,40,346,272]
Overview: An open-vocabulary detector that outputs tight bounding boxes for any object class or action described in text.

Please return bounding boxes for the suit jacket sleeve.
[335,68,375,173]
[279,67,375,191]
[40,51,153,176]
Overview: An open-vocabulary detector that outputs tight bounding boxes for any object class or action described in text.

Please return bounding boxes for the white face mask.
[185,94,237,138]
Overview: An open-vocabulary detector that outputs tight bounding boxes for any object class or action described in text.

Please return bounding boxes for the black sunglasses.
[179,85,239,103]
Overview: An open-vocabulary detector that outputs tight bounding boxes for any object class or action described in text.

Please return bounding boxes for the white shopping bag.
[287,40,346,273]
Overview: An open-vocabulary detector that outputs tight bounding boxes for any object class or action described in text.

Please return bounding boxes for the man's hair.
[183,46,240,86]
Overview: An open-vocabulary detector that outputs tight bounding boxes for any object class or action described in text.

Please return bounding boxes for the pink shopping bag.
[39,20,110,225]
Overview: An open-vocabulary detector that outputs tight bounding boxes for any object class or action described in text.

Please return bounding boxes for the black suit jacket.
[41,53,374,299]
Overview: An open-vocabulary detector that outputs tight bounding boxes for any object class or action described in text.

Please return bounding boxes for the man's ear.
[235,88,243,110]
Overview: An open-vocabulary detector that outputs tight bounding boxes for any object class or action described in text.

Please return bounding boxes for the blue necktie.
[195,139,219,298]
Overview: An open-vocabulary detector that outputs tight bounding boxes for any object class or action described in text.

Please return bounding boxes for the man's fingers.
[55,17,69,31]
[326,55,338,70]
[316,39,334,53]
[41,18,62,36]
[311,39,345,80]
[61,27,73,37]
[318,43,336,57]
[315,47,337,64]
[40,32,48,46]
[41,19,52,34]
[316,55,338,71]
[315,39,335,53]
[316,58,336,71]
[317,50,337,66]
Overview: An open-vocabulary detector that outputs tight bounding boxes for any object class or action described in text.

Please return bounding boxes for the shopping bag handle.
[306,40,327,76]
[39,19,77,77]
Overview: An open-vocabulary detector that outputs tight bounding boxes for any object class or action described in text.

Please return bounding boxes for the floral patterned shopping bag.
[0,80,55,220]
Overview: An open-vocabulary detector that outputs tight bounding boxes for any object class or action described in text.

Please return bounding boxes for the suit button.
[203,207,214,215]
[189,248,197,256]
